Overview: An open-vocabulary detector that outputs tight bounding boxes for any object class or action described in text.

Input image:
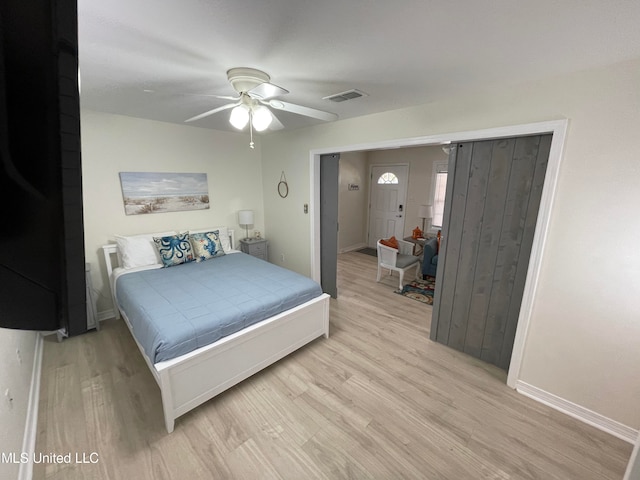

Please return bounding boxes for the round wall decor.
[278,171,289,198]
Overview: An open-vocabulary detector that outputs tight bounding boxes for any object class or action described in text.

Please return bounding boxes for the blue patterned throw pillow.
[189,230,226,262]
[153,232,194,267]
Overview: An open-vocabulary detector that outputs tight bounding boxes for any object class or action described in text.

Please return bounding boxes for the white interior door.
[368,165,409,247]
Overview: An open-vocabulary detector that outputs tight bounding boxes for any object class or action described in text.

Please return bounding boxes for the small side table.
[239,238,269,261]
[403,236,426,256]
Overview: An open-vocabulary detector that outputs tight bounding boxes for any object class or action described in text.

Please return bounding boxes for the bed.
[102,228,330,433]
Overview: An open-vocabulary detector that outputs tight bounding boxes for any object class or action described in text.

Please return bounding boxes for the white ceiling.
[78,0,640,133]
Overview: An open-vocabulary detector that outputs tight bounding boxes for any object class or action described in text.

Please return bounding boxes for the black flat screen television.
[0,0,86,335]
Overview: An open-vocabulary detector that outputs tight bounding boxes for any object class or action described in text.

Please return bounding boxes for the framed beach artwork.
[119,172,210,215]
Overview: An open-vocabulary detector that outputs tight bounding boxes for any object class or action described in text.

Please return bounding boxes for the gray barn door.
[430,135,552,370]
[320,153,340,298]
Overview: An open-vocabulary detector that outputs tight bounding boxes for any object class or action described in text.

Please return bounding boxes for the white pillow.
[190,226,232,252]
[115,231,176,269]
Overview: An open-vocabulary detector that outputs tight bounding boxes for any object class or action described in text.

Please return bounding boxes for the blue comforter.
[115,253,323,363]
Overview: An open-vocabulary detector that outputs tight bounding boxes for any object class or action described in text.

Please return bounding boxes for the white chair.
[376,239,421,289]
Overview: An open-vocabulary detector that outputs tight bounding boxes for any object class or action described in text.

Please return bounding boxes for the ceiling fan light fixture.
[229,105,249,130]
[184,67,337,141]
[252,105,273,132]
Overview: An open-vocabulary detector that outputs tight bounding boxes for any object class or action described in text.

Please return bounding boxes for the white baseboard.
[18,333,44,480]
[516,380,638,444]
[338,242,368,254]
[97,309,115,321]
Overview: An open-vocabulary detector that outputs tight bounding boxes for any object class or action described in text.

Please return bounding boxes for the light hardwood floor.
[34,251,632,479]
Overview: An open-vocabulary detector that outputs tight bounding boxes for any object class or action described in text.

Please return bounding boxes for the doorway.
[312,120,567,388]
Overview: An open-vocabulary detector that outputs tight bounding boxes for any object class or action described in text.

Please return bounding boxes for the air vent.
[323,89,368,103]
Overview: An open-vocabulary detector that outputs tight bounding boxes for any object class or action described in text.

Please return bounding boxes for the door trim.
[310,119,568,389]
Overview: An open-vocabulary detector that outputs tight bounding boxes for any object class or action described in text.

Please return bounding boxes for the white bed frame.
[102,230,330,433]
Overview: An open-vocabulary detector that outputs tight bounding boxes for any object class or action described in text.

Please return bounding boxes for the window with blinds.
[432,165,448,228]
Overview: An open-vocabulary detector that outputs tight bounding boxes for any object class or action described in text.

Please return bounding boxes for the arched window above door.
[377,172,399,184]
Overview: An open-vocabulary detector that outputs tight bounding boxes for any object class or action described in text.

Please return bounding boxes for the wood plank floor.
[34,251,632,479]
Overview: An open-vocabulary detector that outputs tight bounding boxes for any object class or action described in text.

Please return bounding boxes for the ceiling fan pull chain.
[249,110,255,149]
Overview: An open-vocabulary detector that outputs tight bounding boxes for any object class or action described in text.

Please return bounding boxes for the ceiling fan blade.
[184,102,239,123]
[249,82,289,100]
[269,112,284,131]
[182,93,240,101]
[269,100,338,122]
[143,90,240,101]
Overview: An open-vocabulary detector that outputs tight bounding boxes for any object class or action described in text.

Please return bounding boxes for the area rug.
[355,247,377,257]
[395,276,436,305]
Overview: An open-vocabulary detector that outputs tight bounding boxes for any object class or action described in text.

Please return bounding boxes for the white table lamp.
[238,210,254,240]
[418,205,433,232]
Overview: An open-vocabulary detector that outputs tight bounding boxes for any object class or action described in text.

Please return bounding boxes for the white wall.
[0,329,37,480]
[81,111,265,314]
[338,151,368,252]
[260,58,640,430]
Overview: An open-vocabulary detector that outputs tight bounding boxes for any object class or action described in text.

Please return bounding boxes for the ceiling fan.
[185,67,338,148]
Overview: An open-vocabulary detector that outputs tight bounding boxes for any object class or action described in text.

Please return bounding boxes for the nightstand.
[403,236,426,256]
[239,238,269,261]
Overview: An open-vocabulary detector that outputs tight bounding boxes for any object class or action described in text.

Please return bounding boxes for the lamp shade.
[238,210,254,226]
[252,105,273,132]
[418,205,433,219]
[230,105,250,130]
